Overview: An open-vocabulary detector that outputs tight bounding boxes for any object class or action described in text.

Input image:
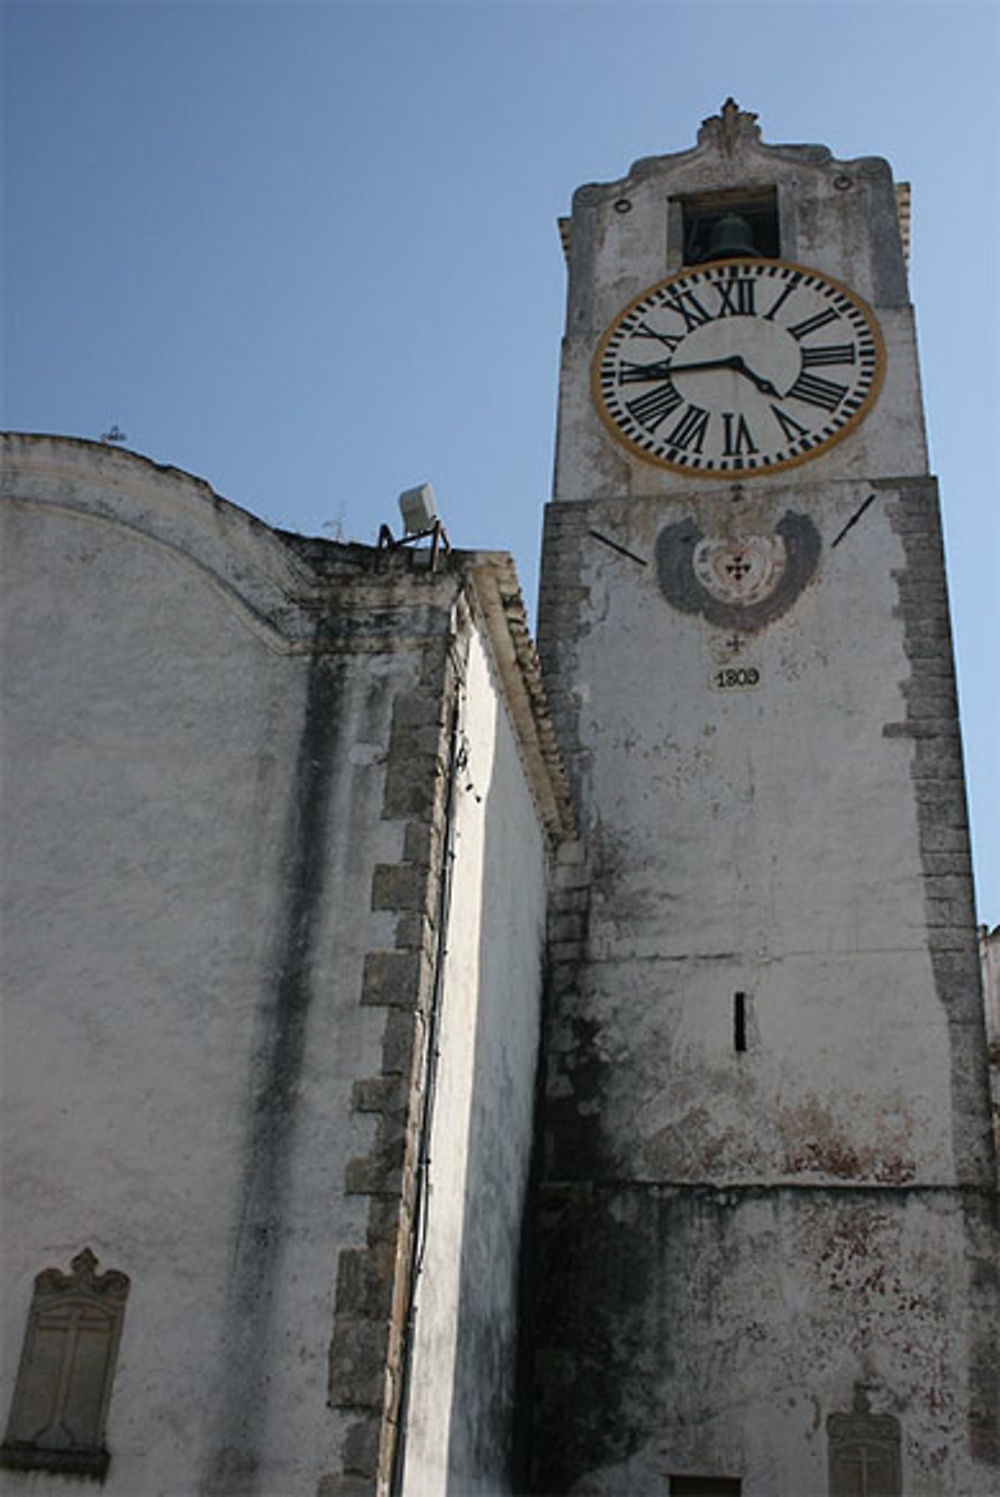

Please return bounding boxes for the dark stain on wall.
[526,1182,998,1494]
[203,637,344,1496]
[526,1182,661,1493]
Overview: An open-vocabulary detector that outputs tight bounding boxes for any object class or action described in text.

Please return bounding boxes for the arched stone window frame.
[1,1249,130,1478]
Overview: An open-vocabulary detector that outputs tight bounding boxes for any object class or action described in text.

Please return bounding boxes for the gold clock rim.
[590,256,887,480]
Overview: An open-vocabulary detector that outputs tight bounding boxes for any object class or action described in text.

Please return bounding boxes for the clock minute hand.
[667,355,742,375]
[668,353,779,397]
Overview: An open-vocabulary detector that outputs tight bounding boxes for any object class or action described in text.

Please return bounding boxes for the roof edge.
[461,552,576,846]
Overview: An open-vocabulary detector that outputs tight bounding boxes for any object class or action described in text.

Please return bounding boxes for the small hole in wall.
[733,992,748,1053]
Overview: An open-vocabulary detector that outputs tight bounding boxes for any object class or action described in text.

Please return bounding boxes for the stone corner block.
[556,838,588,866]
[335,1246,396,1321]
[316,1474,376,1497]
[361,950,425,1010]
[342,1413,383,1478]
[328,1317,391,1410]
[380,1008,425,1079]
[345,1139,408,1198]
[371,863,432,916]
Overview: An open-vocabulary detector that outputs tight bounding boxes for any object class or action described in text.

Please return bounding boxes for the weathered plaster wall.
[541,479,981,1188]
[401,623,549,1496]
[0,439,530,1497]
[532,112,998,1496]
[532,1184,994,1495]
[533,478,997,1497]
[1,437,569,1497]
[323,555,568,1497]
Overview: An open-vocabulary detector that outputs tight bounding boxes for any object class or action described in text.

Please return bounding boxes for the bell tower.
[531,103,998,1495]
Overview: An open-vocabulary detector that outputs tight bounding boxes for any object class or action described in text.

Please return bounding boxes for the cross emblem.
[725,554,751,580]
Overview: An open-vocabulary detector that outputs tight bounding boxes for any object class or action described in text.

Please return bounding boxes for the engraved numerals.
[712,665,761,690]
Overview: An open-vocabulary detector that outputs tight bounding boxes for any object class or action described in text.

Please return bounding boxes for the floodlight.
[398,483,437,535]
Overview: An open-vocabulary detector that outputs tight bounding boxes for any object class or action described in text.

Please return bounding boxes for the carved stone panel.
[655,511,821,632]
[1,1249,130,1478]
[827,1389,901,1497]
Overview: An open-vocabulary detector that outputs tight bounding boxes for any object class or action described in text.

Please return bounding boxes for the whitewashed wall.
[0,439,420,1495]
[402,622,549,1497]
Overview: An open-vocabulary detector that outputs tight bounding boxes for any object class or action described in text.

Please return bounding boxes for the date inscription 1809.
[713,666,761,690]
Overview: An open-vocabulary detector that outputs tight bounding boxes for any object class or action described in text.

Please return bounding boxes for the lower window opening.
[670,1477,742,1496]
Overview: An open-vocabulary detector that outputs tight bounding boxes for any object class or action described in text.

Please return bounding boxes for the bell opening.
[678,188,780,266]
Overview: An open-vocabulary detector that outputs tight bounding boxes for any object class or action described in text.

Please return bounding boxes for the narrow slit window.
[734,992,748,1053]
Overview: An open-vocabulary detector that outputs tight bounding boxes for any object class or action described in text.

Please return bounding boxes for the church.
[2,103,997,1497]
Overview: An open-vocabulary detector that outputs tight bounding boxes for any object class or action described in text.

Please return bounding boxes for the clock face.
[592,258,885,477]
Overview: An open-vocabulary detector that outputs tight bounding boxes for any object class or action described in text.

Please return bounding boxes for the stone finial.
[34,1247,130,1304]
[698,97,761,154]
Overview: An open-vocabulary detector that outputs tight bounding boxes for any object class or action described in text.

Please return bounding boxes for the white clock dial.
[592,258,885,477]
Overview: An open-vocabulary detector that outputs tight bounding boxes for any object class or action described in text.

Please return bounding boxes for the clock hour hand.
[728,356,779,397]
[667,353,779,397]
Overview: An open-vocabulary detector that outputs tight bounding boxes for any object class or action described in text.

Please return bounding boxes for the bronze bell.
[700,212,760,262]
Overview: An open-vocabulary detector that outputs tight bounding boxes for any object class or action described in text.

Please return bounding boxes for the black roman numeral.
[666,404,710,453]
[631,320,683,352]
[787,306,841,341]
[722,413,758,456]
[618,359,675,385]
[714,276,757,318]
[770,404,812,443]
[660,290,713,332]
[786,371,848,411]
[800,343,857,367]
[626,380,683,431]
[763,274,802,322]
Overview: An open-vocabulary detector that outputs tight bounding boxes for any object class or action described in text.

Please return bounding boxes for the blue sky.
[3,0,998,920]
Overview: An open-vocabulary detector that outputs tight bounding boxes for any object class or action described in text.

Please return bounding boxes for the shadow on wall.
[442,710,547,1495]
